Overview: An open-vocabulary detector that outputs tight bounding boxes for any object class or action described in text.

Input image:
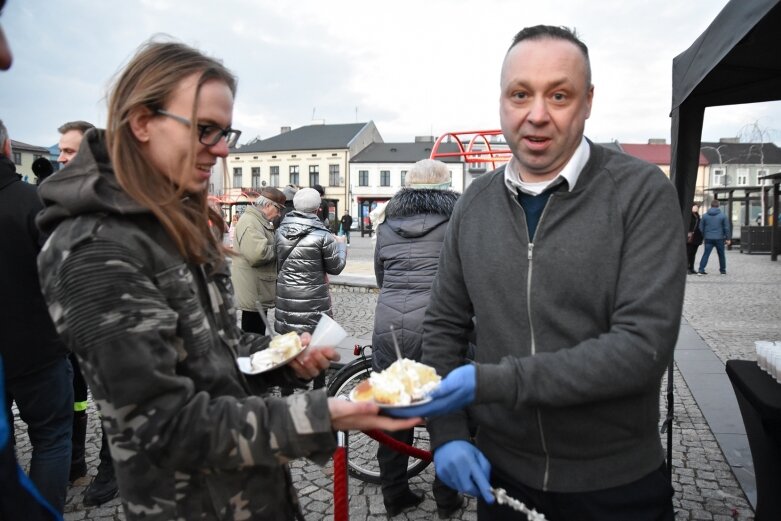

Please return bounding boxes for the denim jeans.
[698,239,726,274]
[4,357,73,513]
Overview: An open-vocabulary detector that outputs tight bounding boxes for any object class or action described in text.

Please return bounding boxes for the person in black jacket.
[0,118,73,515]
[686,204,703,274]
[371,159,464,518]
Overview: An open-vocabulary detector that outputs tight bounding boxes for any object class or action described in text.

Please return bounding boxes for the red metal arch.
[429,129,511,170]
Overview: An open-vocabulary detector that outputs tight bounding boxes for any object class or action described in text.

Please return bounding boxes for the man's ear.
[2,138,11,158]
[128,106,154,143]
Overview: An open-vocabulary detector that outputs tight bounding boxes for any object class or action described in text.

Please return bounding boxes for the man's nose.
[527,97,550,124]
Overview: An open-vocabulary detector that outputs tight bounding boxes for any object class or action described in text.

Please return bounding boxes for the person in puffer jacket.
[371,159,464,518]
[275,187,347,337]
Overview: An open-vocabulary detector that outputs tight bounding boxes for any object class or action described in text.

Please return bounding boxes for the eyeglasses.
[156,109,242,148]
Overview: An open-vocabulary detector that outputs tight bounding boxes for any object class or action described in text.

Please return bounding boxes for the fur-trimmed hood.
[383,188,459,239]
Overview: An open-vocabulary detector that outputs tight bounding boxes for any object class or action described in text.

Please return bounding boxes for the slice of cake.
[352,359,441,405]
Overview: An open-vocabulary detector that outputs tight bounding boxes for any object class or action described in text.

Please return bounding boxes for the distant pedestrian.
[276,187,347,389]
[687,203,703,274]
[55,119,119,506]
[312,183,331,229]
[698,199,731,275]
[0,118,72,515]
[371,158,463,518]
[339,210,353,244]
[231,187,286,334]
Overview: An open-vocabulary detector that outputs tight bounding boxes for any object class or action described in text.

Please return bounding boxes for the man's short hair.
[711,199,720,208]
[57,120,95,135]
[508,25,591,86]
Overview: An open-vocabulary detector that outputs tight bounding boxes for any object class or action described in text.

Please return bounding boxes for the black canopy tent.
[670,0,781,225]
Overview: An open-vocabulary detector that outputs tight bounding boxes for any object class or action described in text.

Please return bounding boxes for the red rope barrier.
[333,434,349,521]
[363,429,433,462]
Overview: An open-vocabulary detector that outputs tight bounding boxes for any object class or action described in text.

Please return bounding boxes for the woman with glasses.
[36,40,418,520]
[231,187,286,335]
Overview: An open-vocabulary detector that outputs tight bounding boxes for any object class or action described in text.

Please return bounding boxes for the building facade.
[349,139,465,232]
[224,122,382,225]
[8,139,50,183]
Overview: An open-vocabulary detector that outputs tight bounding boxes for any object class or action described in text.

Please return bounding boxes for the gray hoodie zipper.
[522,194,555,491]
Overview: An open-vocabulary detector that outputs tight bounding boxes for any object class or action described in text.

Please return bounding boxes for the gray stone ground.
[12,236,781,520]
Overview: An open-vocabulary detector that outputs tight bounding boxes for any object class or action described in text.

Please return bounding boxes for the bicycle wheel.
[327,357,431,484]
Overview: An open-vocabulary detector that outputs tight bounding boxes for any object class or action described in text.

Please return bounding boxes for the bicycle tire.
[327,356,431,484]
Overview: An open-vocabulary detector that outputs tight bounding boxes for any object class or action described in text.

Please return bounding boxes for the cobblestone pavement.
[12,237,781,520]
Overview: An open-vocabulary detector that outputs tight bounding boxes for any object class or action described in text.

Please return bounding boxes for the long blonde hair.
[106,39,237,264]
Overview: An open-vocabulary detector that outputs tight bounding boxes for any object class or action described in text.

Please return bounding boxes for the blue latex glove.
[435,440,494,503]
[386,364,476,418]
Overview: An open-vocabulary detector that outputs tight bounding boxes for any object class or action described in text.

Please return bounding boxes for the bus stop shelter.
[669,0,781,256]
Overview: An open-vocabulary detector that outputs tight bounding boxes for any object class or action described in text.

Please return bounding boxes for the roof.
[621,143,708,166]
[351,142,463,163]
[232,122,372,153]
[10,139,50,154]
[699,141,781,165]
[597,142,623,152]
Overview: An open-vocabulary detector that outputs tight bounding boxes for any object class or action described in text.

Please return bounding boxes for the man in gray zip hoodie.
[396,26,685,520]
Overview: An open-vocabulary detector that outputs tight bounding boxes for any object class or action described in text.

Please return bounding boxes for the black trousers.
[478,464,674,521]
[686,241,701,272]
[377,428,459,505]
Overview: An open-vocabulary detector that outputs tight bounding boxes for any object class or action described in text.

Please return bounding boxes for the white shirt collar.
[504,137,591,196]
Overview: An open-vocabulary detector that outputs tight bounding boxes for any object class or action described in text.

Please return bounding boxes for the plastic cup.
[309,313,348,348]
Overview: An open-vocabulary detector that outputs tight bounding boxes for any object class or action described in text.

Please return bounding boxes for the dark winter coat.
[688,211,703,246]
[0,155,68,382]
[275,212,346,334]
[700,206,730,240]
[371,188,459,371]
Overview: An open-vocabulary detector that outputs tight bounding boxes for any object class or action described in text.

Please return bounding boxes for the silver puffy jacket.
[274,211,347,333]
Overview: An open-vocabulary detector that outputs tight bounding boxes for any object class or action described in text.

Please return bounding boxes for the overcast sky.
[2,0,780,149]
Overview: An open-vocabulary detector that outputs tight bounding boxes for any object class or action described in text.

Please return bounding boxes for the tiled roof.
[699,141,781,165]
[10,139,50,154]
[620,143,708,166]
[351,142,463,163]
[232,123,373,153]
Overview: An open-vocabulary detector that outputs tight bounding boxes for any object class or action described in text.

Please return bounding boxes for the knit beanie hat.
[293,187,321,213]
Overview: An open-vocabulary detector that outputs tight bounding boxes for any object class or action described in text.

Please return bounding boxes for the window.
[380,170,390,187]
[329,164,340,187]
[309,165,319,186]
[400,170,407,186]
[359,170,369,187]
[12,152,21,165]
[270,166,279,187]
[251,167,260,189]
[736,168,749,186]
[758,169,769,185]
[232,167,242,188]
[712,168,725,187]
[289,165,299,186]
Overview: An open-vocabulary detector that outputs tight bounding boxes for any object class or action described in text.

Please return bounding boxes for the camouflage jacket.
[36,130,336,520]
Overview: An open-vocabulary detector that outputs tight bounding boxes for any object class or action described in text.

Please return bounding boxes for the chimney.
[647,138,666,145]
[414,135,435,143]
[719,137,740,144]
[280,126,291,134]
